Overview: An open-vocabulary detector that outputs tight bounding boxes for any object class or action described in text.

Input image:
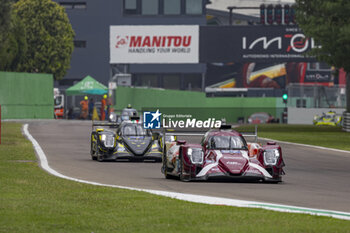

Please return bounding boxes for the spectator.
[79,96,89,120]
[106,95,112,118]
[88,98,94,120]
[100,94,107,121]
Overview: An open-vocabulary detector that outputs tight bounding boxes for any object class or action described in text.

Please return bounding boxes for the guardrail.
[342,112,350,132]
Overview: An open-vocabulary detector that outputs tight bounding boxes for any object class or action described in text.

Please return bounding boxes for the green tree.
[13,0,74,80]
[0,12,27,71]
[0,0,12,47]
[296,0,350,112]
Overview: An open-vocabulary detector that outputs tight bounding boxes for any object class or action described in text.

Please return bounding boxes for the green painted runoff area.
[0,72,54,119]
[236,124,350,151]
[115,86,285,123]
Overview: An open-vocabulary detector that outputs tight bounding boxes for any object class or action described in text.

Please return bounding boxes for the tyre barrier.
[342,112,350,132]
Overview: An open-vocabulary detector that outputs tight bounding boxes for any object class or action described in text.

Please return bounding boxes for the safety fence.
[287,83,346,109]
[0,72,54,119]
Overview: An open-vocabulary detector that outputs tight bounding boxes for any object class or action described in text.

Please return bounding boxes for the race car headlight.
[263,149,280,166]
[100,134,115,148]
[188,148,203,165]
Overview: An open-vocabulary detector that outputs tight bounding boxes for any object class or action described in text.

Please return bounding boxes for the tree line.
[296,0,350,112]
[0,0,74,80]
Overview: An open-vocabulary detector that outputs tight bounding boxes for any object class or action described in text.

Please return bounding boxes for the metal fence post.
[0,104,2,144]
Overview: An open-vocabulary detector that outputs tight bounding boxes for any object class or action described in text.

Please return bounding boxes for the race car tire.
[179,156,190,182]
[97,152,104,162]
[90,141,97,160]
[162,147,172,179]
[164,165,172,179]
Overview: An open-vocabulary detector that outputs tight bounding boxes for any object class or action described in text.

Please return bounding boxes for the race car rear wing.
[92,121,119,129]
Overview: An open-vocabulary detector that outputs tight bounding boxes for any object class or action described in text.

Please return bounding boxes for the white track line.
[260,137,350,154]
[22,124,350,221]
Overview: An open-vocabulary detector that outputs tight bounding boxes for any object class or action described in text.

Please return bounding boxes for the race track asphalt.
[28,120,350,212]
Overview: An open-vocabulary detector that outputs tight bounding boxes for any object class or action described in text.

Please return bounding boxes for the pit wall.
[115,86,285,123]
[0,72,54,119]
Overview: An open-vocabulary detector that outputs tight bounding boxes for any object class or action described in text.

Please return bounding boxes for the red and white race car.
[161,126,285,182]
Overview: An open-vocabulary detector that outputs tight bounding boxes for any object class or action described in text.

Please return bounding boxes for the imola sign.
[242,34,319,53]
[200,26,318,63]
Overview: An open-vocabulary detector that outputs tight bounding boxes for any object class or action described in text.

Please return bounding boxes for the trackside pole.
[0,105,2,144]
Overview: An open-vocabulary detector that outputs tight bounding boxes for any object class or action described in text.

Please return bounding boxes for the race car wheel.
[90,147,97,161]
[90,141,97,160]
[164,166,171,179]
[162,148,172,179]
[179,156,190,182]
[97,152,104,162]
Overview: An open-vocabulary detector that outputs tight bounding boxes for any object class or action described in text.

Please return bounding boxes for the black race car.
[90,121,162,162]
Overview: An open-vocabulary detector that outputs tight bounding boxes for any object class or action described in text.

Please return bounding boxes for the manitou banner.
[200,26,317,63]
[110,25,199,64]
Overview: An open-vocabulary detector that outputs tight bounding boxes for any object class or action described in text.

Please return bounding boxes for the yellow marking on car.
[149,151,162,154]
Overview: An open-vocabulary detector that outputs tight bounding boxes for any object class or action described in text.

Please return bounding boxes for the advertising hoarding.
[200,26,317,63]
[110,25,199,64]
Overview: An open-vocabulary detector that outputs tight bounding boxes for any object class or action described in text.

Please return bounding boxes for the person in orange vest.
[106,94,112,117]
[100,94,107,121]
[80,96,89,120]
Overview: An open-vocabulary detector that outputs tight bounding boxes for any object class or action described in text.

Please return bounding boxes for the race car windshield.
[122,125,149,136]
[209,136,246,150]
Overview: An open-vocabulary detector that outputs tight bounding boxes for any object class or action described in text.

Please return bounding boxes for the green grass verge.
[236,124,350,151]
[1,122,350,233]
